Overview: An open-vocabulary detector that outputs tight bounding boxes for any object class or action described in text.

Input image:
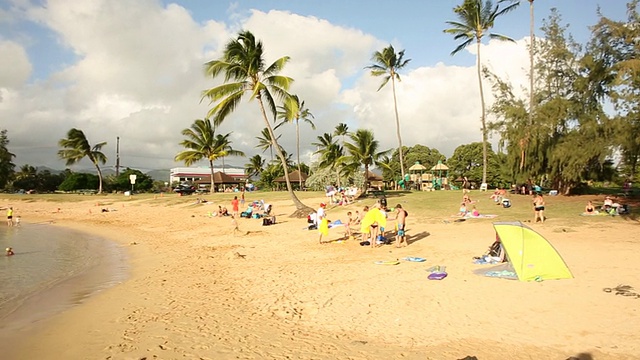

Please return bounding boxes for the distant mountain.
[35,166,65,175]
[146,169,170,182]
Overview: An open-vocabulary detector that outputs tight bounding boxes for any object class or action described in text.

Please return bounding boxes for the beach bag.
[502,198,511,208]
[262,217,275,226]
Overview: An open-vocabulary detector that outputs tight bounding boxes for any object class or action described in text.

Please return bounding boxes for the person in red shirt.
[231,196,239,217]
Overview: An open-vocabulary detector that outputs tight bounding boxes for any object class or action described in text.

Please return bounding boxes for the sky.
[0,0,631,173]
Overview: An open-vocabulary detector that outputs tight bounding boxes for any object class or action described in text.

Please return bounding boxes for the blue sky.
[0,0,631,171]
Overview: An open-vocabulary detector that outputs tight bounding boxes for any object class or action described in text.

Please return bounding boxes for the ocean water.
[0,222,128,337]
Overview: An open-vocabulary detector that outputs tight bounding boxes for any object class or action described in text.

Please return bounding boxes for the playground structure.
[401,161,450,191]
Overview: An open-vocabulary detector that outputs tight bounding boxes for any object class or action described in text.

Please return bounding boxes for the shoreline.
[2,195,639,359]
[0,222,129,349]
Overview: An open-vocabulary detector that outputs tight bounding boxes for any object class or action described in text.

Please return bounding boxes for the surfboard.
[374,260,400,265]
[402,257,426,262]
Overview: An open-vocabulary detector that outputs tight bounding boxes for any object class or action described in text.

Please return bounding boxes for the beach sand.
[2,195,640,360]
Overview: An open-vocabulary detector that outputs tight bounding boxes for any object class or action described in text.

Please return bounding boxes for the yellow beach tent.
[493,221,573,281]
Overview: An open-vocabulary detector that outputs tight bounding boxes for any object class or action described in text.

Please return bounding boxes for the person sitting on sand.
[471,205,480,217]
[219,206,229,216]
[6,247,14,256]
[601,196,614,213]
[457,202,467,217]
[584,201,597,215]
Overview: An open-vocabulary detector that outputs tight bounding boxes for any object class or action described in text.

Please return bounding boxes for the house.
[169,167,247,185]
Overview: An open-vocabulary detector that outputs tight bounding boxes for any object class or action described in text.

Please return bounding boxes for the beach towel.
[402,257,426,262]
[464,214,498,219]
[319,218,329,236]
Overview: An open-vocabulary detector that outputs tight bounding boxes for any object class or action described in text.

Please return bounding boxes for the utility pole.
[115,136,120,177]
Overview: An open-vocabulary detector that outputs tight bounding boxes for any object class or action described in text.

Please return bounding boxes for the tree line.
[0,0,637,199]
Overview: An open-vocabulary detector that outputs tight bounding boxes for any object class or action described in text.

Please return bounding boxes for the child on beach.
[317,203,329,244]
[457,202,467,217]
[395,204,408,247]
[345,211,354,240]
[353,210,361,225]
[6,247,14,256]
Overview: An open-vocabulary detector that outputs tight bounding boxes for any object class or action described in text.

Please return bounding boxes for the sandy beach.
[2,193,640,360]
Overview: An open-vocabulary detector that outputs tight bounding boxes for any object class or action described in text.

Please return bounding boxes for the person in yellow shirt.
[6,207,13,227]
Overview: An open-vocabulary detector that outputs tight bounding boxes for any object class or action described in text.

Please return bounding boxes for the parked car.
[173,184,196,195]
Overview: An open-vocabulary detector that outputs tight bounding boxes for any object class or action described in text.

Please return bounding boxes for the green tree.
[58,128,108,194]
[447,142,501,186]
[489,9,613,193]
[344,129,390,191]
[591,0,640,180]
[444,0,519,186]
[366,45,411,181]
[276,94,315,187]
[203,30,311,216]
[58,172,99,192]
[109,168,153,192]
[256,127,281,162]
[0,129,16,189]
[312,133,345,187]
[175,119,244,192]
[245,154,266,179]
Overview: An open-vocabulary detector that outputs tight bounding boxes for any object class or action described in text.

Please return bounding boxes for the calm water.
[0,222,128,337]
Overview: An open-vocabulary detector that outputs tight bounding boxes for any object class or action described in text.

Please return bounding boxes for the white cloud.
[2,1,532,173]
[0,40,32,89]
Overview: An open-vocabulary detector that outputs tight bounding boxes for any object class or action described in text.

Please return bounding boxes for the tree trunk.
[476,39,488,186]
[296,119,302,189]
[257,96,312,217]
[94,162,103,194]
[521,0,535,171]
[391,75,405,181]
[209,159,216,193]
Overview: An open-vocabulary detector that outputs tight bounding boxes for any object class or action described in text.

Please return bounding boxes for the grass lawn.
[2,188,638,224]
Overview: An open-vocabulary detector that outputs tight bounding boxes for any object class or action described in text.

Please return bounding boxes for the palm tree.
[276,94,315,187]
[245,154,265,179]
[58,128,107,194]
[312,133,345,187]
[344,129,390,192]
[444,0,519,186]
[256,127,281,162]
[366,45,411,181]
[213,133,242,173]
[175,119,245,192]
[202,31,311,215]
[334,123,349,148]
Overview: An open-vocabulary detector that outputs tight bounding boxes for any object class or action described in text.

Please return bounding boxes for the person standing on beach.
[395,204,408,247]
[7,207,13,227]
[317,203,329,244]
[231,196,239,217]
[240,188,245,206]
[533,193,545,223]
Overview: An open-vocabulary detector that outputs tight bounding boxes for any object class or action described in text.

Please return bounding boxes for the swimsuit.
[397,223,405,237]
[535,206,545,211]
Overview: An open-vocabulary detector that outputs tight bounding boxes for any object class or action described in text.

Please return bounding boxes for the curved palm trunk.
[476,39,488,186]
[209,159,216,193]
[257,96,311,215]
[94,162,104,194]
[296,119,302,188]
[391,75,406,181]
